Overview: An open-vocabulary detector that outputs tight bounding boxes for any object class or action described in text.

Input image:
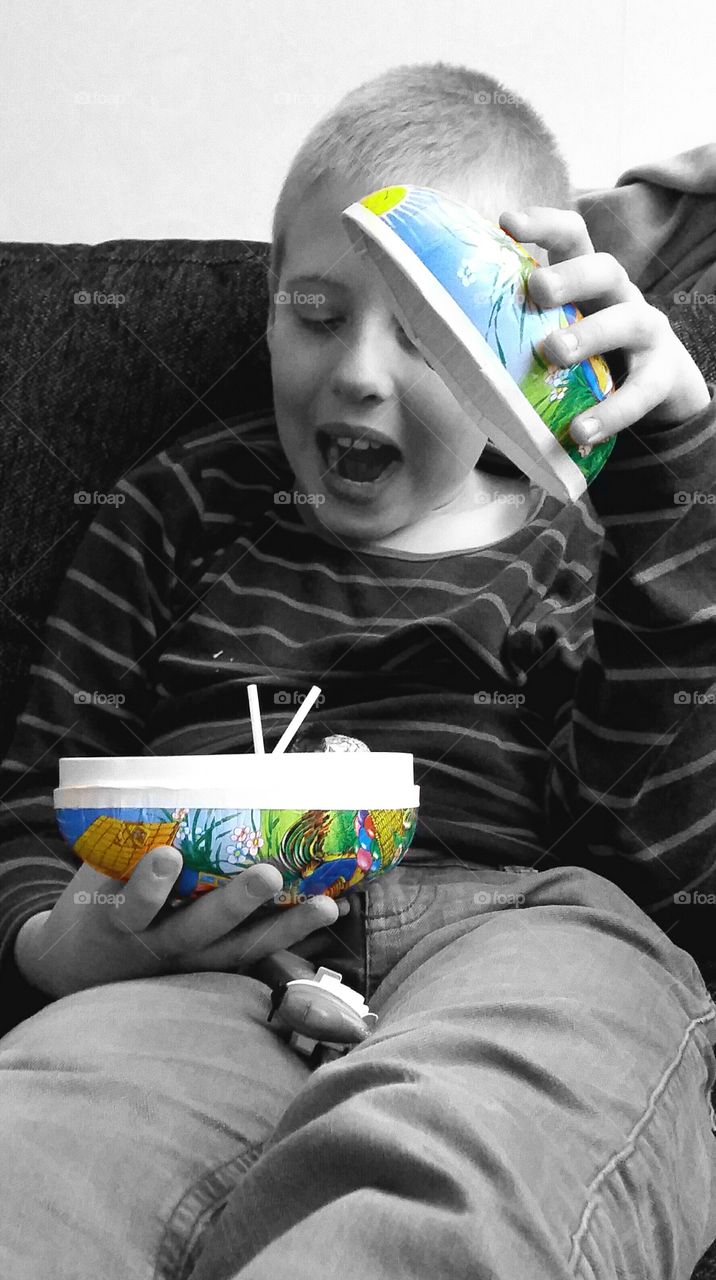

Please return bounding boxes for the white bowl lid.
[57,753,414,790]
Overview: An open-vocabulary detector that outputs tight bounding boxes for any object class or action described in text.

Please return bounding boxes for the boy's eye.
[297,315,340,331]
[296,314,420,353]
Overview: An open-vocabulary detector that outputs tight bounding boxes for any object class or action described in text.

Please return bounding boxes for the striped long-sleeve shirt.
[2,392,716,1030]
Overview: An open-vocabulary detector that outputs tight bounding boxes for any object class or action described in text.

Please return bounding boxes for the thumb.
[116,845,183,934]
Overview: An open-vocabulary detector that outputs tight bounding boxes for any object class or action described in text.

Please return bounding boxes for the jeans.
[1,862,716,1280]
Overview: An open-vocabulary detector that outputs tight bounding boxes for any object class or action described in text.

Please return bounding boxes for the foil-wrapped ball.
[288,728,370,753]
[322,734,370,753]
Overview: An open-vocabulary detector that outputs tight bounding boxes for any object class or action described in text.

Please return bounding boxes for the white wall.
[3,0,715,244]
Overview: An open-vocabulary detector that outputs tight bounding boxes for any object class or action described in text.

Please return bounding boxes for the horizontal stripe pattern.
[2,390,716,1000]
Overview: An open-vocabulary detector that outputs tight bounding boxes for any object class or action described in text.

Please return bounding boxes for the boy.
[1,61,716,1280]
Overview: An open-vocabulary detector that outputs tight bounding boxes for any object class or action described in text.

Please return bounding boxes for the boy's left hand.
[499,207,712,446]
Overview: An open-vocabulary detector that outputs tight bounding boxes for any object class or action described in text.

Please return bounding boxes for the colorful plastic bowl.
[54,753,420,905]
[342,184,616,503]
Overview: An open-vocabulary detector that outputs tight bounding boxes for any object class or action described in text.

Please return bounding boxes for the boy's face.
[267,174,497,548]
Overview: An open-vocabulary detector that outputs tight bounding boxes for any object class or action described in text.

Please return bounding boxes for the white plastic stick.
[272,685,322,755]
[247,684,265,755]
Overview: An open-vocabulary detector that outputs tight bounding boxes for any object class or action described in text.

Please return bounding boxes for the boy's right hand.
[13,847,343,999]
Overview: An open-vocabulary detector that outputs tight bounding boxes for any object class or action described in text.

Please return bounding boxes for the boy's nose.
[328,322,397,402]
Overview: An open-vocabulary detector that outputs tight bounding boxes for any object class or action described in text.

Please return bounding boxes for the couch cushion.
[0,239,274,756]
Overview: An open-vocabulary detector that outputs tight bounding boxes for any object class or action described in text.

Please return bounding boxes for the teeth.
[322,433,400,484]
[335,436,386,451]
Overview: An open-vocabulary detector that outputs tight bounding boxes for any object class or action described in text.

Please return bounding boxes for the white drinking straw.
[247,684,265,755]
[272,685,323,755]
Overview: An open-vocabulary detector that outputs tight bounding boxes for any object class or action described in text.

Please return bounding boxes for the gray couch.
[1,231,715,1277]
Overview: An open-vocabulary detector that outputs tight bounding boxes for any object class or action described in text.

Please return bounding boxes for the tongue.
[335,444,397,483]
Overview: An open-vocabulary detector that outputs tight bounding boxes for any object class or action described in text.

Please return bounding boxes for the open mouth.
[316,430,402,485]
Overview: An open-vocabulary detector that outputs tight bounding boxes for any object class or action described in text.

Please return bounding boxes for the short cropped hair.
[268,60,573,301]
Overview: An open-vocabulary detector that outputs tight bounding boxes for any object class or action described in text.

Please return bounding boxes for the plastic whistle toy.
[253,949,378,1066]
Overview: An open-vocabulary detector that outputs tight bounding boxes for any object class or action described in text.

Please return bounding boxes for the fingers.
[67,860,125,893]
[542,299,668,368]
[499,207,595,265]
[569,361,666,443]
[152,861,285,955]
[63,860,132,914]
[537,303,673,445]
[114,845,183,934]
[500,209,634,318]
[182,893,342,972]
[496,204,704,441]
[528,255,638,313]
[92,848,343,975]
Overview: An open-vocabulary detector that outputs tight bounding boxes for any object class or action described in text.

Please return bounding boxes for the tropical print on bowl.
[55,804,419,904]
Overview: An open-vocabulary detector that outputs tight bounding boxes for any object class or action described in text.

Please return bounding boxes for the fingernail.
[152,851,180,877]
[338,900,350,916]
[312,896,340,920]
[571,417,601,444]
[560,330,579,352]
